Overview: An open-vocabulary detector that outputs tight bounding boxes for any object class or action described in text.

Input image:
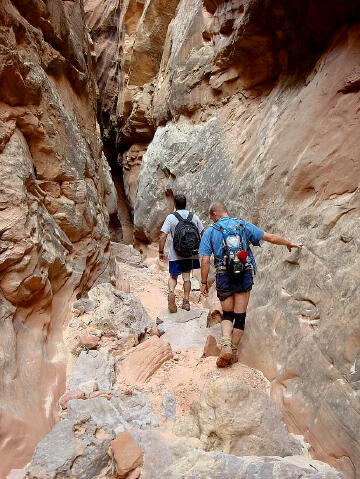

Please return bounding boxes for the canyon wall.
[0,0,116,476]
[86,0,360,477]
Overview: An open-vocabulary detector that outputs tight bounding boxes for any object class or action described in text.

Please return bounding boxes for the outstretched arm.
[262,232,302,252]
[158,232,167,261]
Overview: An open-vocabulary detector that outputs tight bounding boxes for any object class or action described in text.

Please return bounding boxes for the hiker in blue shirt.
[199,202,302,368]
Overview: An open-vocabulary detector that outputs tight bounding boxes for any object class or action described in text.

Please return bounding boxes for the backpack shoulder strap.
[211,223,222,232]
[210,224,223,263]
[187,212,194,222]
[238,219,248,250]
[172,211,183,222]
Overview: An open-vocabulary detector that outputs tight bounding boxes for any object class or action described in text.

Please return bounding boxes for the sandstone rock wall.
[86,1,360,477]
[0,1,116,476]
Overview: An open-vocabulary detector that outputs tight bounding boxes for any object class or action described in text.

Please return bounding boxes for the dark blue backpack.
[172,212,201,258]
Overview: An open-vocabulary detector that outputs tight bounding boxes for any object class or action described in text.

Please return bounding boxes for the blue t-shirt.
[199,217,264,271]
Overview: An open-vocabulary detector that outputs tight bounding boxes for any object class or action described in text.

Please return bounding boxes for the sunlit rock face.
[86,0,360,477]
[0,0,116,475]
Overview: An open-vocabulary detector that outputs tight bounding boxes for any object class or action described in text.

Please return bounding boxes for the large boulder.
[174,377,304,457]
[159,450,344,479]
[66,393,159,433]
[87,283,153,340]
[25,418,114,479]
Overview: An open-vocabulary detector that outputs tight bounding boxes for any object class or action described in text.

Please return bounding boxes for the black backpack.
[172,211,201,258]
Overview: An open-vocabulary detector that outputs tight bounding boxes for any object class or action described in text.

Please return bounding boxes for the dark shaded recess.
[209,0,360,76]
[101,121,134,239]
[263,0,360,73]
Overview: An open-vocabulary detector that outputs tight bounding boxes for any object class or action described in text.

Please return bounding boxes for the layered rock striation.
[0,0,116,475]
[86,0,360,477]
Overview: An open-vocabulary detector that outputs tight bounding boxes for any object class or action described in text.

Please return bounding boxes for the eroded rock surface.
[25,418,114,479]
[71,349,116,392]
[117,336,173,384]
[0,0,117,475]
[66,393,159,433]
[159,451,344,479]
[87,282,153,340]
[174,377,304,457]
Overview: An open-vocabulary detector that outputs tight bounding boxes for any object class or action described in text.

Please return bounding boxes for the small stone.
[69,321,79,328]
[73,298,95,314]
[203,335,220,357]
[59,390,86,410]
[79,334,99,349]
[149,326,160,337]
[110,432,143,477]
[340,234,352,243]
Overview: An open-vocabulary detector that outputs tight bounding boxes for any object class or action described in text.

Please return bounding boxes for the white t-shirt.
[161,210,204,261]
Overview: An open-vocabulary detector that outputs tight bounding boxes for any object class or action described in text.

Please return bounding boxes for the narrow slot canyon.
[0,1,359,479]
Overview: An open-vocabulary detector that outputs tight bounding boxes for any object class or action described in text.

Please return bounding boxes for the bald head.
[210,202,228,216]
[209,202,229,222]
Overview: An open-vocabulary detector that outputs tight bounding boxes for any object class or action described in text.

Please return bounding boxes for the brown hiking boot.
[216,335,232,368]
[168,292,177,313]
[181,298,190,311]
[231,343,239,364]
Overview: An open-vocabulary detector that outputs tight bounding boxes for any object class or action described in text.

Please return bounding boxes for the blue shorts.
[216,269,253,301]
[169,259,200,276]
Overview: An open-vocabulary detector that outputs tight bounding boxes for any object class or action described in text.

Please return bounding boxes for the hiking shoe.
[181,299,190,311]
[168,292,177,313]
[216,335,232,368]
[231,343,239,364]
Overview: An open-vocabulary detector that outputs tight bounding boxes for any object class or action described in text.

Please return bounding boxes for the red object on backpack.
[237,250,248,263]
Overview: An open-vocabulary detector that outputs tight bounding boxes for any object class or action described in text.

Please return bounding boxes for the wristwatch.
[201,281,207,284]
[159,250,164,254]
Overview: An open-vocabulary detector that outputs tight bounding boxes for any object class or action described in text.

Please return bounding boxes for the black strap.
[210,224,223,264]
[172,211,183,222]
[238,220,248,251]
[172,211,194,222]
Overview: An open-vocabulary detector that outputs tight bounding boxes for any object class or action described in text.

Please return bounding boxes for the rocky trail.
[8,243,343,479]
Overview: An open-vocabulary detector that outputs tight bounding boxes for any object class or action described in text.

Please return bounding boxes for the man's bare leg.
[181,271,191,310]
[217,295,234,367]
[168,275,178,313]
[231,291,250,363]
